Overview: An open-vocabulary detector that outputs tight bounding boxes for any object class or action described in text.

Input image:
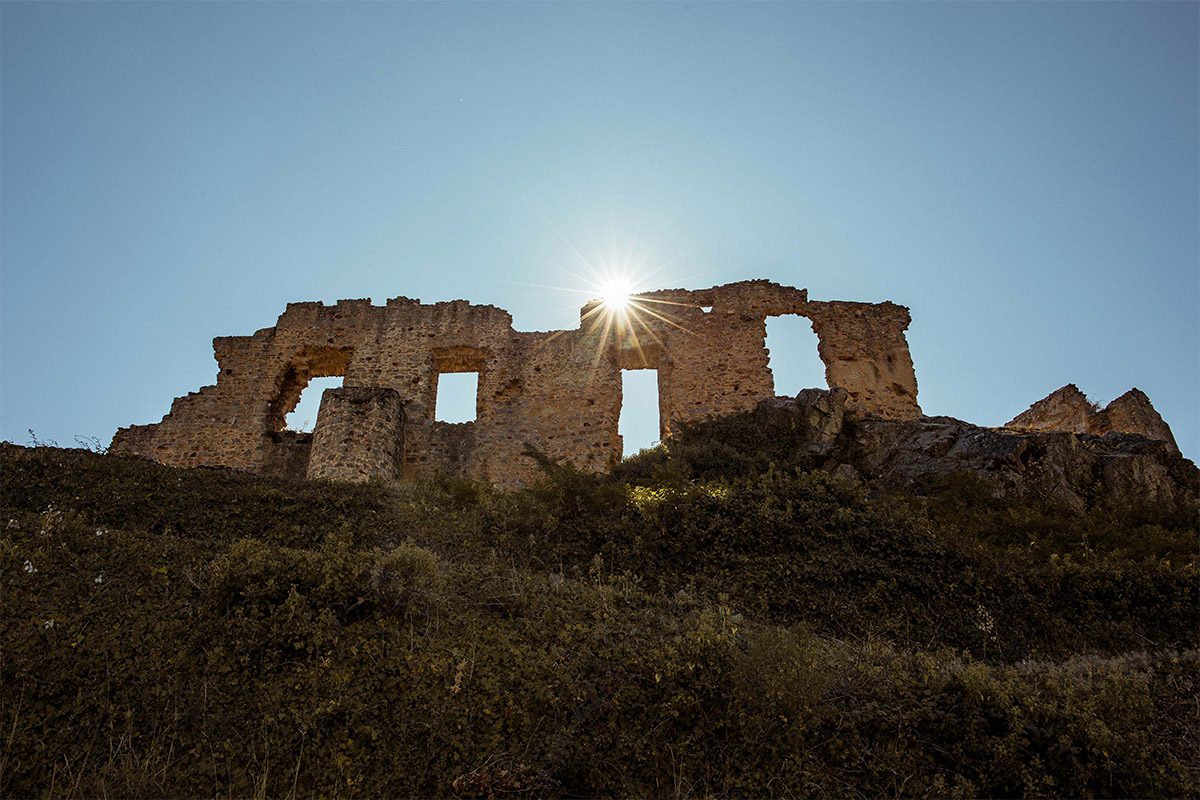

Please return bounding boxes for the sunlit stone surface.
[112,280,923,487]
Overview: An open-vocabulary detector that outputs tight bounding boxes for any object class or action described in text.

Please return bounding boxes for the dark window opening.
[765,315,826,396]
[435,372,478,423]
[620,369,660,457]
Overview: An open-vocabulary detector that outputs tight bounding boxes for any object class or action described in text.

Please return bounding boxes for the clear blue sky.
[3,1,1197,461]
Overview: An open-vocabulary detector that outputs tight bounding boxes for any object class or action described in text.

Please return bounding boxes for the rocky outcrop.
[754,391,1198,515]
[755,387,848,454]
[1005,385,1179,453]
[1091,389,1179,451]
[1005,384,1095,434]
[848,417,1196,514]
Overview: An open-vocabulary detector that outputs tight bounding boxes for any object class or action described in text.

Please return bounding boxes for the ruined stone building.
[111,281,921,487]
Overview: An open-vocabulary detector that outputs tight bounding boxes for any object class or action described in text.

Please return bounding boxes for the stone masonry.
[306,387,405,483]
[111,280,923,487]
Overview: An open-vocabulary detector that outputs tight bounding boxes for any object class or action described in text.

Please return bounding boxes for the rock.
[756,398,802,431]
[1005,384,1094,434]
[828,462,862,485]
[1005,385,1179,453]
[1091,389,1179,453]
[846,416,1197,514]
[756,387,848,451]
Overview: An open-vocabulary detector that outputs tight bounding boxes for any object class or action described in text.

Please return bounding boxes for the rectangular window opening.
[620,368,660,458]
[765,315,826,397]
[435,371,479,423]
[286,376,344,432]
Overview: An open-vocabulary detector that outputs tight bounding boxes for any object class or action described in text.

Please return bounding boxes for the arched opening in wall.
[285,376,343,432]
[765,314,826,397]
[435,372,478,423]
[620,368,660,457]
[266,346,353,433]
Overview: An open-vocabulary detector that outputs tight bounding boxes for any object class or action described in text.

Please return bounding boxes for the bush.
[2,441,1197,797]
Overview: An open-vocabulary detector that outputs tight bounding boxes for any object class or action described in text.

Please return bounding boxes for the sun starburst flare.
[574,276,703,373]
[600,281,633,312]
[506,224,710,370]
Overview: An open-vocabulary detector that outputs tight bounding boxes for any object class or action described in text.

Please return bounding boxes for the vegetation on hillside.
[2,422,1197,798]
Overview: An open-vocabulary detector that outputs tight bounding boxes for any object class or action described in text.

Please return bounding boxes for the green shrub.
[372,540,447,620]
[3,441,1197,797]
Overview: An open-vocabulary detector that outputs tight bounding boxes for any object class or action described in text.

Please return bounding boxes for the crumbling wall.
[261,431,312,478]
[112,280,922,487]
[804,301,921,420]
[621,282,810,434]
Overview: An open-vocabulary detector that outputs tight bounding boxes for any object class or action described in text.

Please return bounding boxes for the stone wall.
[307,387,405,483]
[805,301,920,420]
[261,431,313,478]
[111,280,923,487]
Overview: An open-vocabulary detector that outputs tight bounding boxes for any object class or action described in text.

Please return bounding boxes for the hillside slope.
[2,432,1197,798]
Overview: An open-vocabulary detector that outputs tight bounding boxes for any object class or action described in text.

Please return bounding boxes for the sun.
[600,280,633,312]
